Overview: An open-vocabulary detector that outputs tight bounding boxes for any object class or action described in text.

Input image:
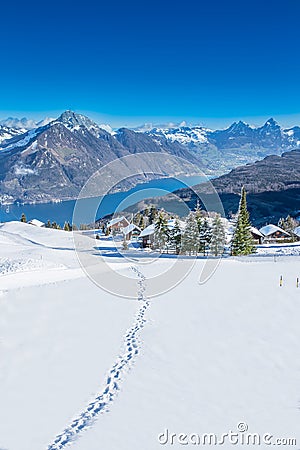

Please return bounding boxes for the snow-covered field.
[0,222,300,450]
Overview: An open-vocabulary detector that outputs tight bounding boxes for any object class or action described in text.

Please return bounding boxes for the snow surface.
[0,222,300,450]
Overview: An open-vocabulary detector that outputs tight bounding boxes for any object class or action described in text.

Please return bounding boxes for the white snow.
[0,222,300,450]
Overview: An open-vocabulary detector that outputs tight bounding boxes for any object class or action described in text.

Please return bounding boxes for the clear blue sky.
[1,0,300,128]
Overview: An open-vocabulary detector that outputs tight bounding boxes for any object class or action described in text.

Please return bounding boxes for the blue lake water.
[0,175,205,226]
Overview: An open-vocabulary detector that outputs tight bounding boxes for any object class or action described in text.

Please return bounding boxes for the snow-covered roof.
[122,224,141,235]
[293,226,300,237]
[259,224,290,237]
[107,216,128,227]
[250,226,264,238]
[139,224,155,238]
[28,219,45,227]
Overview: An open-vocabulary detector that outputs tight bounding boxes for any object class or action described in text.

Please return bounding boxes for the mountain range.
[143,118,300,173]
[0,111,201,204]
[0,110,300,205]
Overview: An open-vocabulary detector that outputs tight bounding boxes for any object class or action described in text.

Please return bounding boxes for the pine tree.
[231,187,256,255]
[52,221,58,229]
[194,200,203,231]
[279,215,298,242]
[149,206,158,225]
[210,214,226,256]
[154,211,169,251]
[46,219,51,228]
[64,222,70,231]
[168,218,182,254]
[20,213,27,223]
[139,215,146,230]
[199,217,211,255]
[182,212,200,255]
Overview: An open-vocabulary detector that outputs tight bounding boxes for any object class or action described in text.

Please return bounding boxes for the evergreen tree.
[182,212,200,255]
[149,206,158,225]
[139,214,146,230]
[210,214,226,256]
[199,217,212,255]
[231,187,256,255]
[20,213,27,223]
[278,215,298,242]
[194,200,203,231]
[52,221,58,229]
[46,219,51,228]
[64,222,70,231]
[168,218,182,254]
[154,211,169,251]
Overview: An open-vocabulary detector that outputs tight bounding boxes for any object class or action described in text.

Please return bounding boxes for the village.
[18,188,300,257]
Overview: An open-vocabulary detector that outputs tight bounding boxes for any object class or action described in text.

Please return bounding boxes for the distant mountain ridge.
[144,118,300,173]
[0,111,202,204]
[1,110,300,205]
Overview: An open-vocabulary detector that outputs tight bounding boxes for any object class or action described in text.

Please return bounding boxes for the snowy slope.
[0,224,300,450]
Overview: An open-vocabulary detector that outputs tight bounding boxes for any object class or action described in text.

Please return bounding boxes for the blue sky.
[1,0,300,128]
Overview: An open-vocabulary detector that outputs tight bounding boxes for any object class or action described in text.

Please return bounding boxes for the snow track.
[47,266,150,450]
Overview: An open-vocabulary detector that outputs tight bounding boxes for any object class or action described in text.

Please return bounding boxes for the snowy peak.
[56,110,99,131]
[263,117,279,128]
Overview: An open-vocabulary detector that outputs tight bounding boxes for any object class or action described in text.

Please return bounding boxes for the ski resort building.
[122,223,141,240]
[259,224,290,243]
[139,224,155,248]
[107,216,130,233]
[28,219,45,227]
[250,226,264,244]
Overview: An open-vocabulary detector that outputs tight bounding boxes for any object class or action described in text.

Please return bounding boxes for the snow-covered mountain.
[145,118,300,174]
[0,111,202,204]
[0,116,54,130]
[0,125,25,144]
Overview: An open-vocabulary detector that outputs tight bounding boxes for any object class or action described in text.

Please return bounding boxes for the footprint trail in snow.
[47,266,149,450]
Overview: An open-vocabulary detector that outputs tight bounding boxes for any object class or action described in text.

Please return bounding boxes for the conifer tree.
[199,217,212,255]
[231,187,256,255]
[210,214,226,256]
[168,218,182,254]
[64,222,70,231]
[20,213,27,223]
[194,200,203,231]
[149,206,158,225]
[278,215,297,242]
[154,211,169,251]
[182,212,200,255]
[46,219,51,228]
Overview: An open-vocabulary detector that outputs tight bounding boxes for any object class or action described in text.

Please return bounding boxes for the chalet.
[138,219,186,249]
[139,224,155,248]
[122,223,141,240]
[28,219,45,227]
[250,226,264,244]
[107,216,129,233]
[259,224,290,243]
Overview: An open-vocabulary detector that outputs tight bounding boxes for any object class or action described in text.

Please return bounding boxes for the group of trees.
[152,187,259,257]
[153,204,226,256]
[20,213,74,231]
[278,215,299,242]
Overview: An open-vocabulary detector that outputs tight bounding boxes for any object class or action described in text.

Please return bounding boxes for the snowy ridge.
[47,266,150,450]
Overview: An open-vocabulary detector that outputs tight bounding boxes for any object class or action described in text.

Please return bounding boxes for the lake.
[0,175,206,226]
